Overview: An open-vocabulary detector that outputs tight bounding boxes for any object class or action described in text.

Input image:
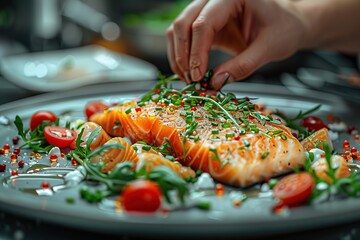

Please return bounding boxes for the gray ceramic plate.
[0,81,359,238]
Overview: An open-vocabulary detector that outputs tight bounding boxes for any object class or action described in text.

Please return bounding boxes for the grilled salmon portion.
[89,137,195,179]
[71,122,111,150]
[311,154,350,183]
[301,128,333,152]
[90,93,308,187]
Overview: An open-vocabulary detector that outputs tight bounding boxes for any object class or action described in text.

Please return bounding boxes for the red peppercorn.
[348,125,357,134]
[0,164,6,172]
[215,183,224,197]
[351,147,357,153]
[13,148,20,155]
[11,170,18,176]
[0,148,4,155]
[3,144,10,153]
[327,114,335,123]
[10,154,18,162]
[153,89,161,94]
[191,106,197,111]
[49,154,58,162]
[248,115,255,120]
[12,137,19,145]
[41,181,50,188]
[18,160,25,168]
[201,82,208,88]
[135,107,141,112]
[355,134,360,141]
[199,92,206,97]
[234,135,241,140]
[71,159,78,166]
[60,152,65,158]
[233,199,242,208]
[264,177,271,183]
[343,140,350,148]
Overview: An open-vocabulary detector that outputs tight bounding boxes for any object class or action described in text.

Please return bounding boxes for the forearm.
[297,0,360,53]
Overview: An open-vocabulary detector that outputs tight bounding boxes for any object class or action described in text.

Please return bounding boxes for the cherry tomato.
[30,111,57,131]
[273,172,315,207]
[300,116,328,132]
[85,101,108,120]
[121,180,162,213]
[44,126,77,148]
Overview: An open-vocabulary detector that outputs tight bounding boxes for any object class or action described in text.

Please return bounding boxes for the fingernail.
[184,71,191,84]
[191,67,202,82]
[211,72,233,90]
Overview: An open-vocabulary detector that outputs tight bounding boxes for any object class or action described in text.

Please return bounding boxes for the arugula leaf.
[71,128,190,205]
[274,105,321,141]
[306,141,360,202]
[147,165,189,204]
[14,115,54,152]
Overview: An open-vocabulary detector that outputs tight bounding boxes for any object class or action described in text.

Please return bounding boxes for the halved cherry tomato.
[85,101,109,120]
[44,126,77,148]
[30,111,57,131]
[121,180,162,213]
[273,172,315,207]
[300,116,328,132]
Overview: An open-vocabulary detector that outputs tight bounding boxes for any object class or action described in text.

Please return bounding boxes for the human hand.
[166,0,308,89]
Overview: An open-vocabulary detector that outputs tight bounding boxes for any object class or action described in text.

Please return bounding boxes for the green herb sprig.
[275,104,321,140]
[13,115,56,152]
[70,128,190,204]
[305,142,360,202]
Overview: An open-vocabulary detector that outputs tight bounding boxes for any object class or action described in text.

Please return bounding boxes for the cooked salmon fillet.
[311,154,350,183]
[71,122,111,150]
[90,89,309,187]
[301,128,334,152]
[89,137,195,179]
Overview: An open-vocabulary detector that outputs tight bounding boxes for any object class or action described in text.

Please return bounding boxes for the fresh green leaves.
[147,166,189,203]
[14,115,55,152]
[70,127,190,205]
[275,105,321,141]
[305,141,360,202]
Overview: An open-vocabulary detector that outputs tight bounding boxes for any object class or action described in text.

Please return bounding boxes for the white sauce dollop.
[306,148,325,162]
[194,173,215,190]
[64,166,86,186]
[328,121,347,132]
[328,130,339,141]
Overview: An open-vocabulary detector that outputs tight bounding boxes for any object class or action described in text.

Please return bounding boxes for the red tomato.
[30,111,57,131]
[44,126,77,148]
[300,116,328,132]
[121,180,162,213]
[85,101,108,120]
[273,172,315,207]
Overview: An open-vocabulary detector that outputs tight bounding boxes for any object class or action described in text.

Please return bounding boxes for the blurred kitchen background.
[0,0,360,104]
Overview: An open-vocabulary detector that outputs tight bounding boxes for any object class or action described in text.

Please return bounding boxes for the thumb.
[210,36,269,90]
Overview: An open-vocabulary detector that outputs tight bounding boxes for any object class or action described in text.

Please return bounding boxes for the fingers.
[189,0,239,81]
[210,34,268,90]
[167,0,208,82]
[166,27,184,80]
